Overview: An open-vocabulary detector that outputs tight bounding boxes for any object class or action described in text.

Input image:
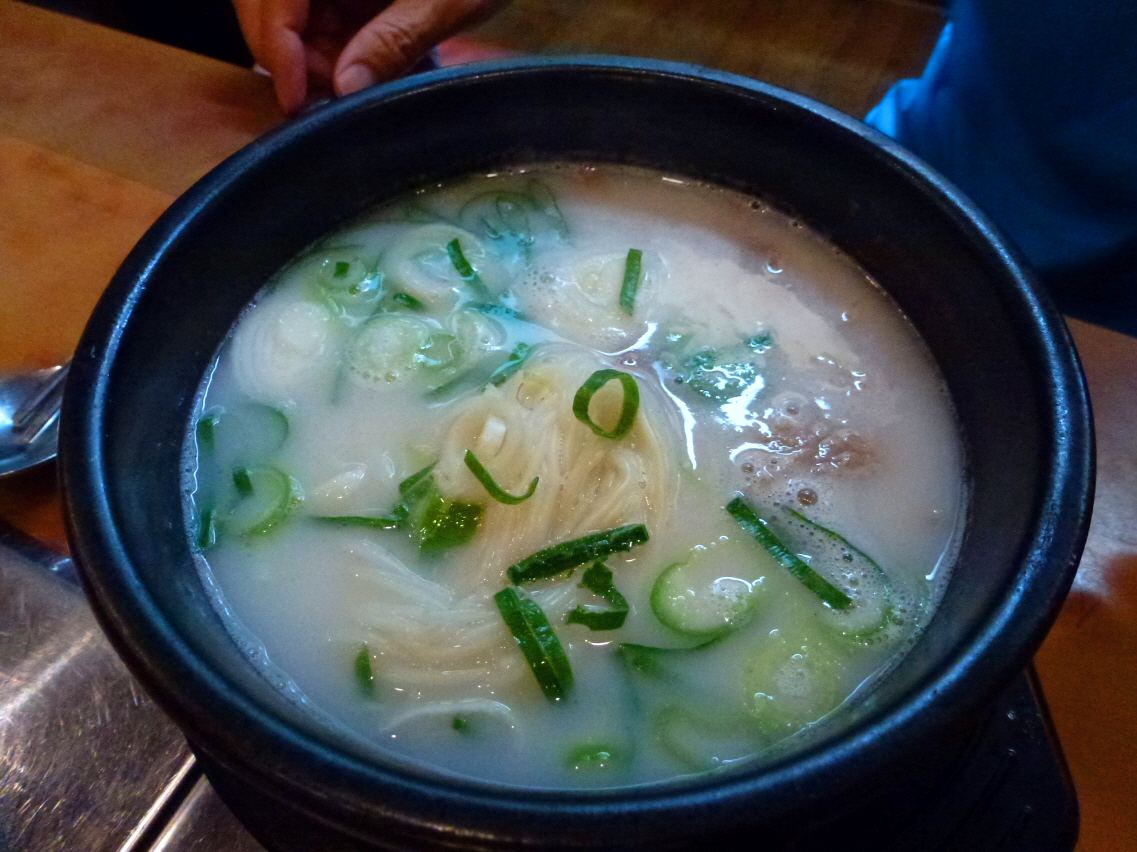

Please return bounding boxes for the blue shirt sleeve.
[866,1,1137,291]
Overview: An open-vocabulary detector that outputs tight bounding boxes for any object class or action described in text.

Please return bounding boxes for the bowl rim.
[60,54,1094,838]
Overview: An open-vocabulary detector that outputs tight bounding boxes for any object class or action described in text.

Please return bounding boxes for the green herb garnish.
[225,466,302,538]
[313,513,406,530]
[566,744,624,771]
[674,348,759,402]
[354,644,375,696]
[446,238,489,297]
[232,467,254,498]
[468,302,527,322]
[413,497,483,553]
[616,638,721,677]
[390,292,426,311]
[488,342,534,387]
[494,586,574,700]
[507,524,649,585]
[572,369,640,440]
[196,507,217,551]
[196,412,219,454]
[464,449,538,505]
[726,497,852,609]
[566,562,629,630]
[618,248,643,316]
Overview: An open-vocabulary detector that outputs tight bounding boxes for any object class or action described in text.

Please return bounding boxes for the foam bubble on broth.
[185,165,965,788]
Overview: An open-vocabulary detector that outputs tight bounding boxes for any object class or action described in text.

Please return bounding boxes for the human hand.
[234,0,507,114]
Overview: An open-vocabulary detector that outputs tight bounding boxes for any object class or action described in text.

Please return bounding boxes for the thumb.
[334,0,504,96]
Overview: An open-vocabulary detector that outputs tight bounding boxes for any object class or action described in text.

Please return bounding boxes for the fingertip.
[266,29,309,114]
[335,63,377,97]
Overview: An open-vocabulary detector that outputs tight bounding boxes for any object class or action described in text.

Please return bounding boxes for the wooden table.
[1,2,1133,848]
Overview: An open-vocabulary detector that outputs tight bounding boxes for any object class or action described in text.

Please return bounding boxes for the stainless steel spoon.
[0,362,69,478]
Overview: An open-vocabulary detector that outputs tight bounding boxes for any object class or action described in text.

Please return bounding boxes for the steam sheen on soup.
[186,165,964,788]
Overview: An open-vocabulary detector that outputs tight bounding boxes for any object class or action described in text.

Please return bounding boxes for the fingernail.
[337,64,376,95]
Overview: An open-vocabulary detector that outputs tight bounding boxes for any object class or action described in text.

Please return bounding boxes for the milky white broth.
[186,165,965,788]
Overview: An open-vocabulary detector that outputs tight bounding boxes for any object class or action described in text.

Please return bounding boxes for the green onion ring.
[464,450,539,505]
[572,369,640,440]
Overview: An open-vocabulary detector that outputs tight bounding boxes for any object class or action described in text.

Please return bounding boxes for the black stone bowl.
[59,57,1093,851]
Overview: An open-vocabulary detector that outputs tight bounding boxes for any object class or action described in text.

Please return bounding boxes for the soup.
[186,165,964,788]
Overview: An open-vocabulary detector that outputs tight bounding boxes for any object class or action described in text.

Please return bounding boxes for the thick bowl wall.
[60,58,1092,850]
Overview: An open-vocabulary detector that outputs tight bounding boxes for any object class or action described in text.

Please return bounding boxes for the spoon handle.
[13,362,70,445]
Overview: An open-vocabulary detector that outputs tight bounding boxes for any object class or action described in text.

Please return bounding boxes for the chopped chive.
[446,238,489,297]
[507,523,649,585]
[354,644,375,696]
[572,369,640,440]
[313,514,405,530]
[415,497,483,553]
[616,638,721,676]
[196,507,217,551]
[566,562,629,631]
[398,463,437,498]
[783,507,884,570]
[469,302,526,322]
[232,467,254,498]
[196,412,220,453]
[726,497,852,609]
[333,260,351,278]
[488,342,534,387]
[452,716,470,732]
[447,238,477,278]
[464,450,538,505]
[494,587,574,700]
[618,248,643,316]
[746,331,774,351]
[393,463,484,553]
[390,292,426,311]
[566,744,623,771]
[226,467,303,537]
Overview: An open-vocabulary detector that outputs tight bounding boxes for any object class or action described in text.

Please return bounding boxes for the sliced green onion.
[399,463,437,499]
[618,248,643,316]
[726,496,852,609]
[572,369,640,440]
[494,586,574,700]
[333,260,351,278]
[566,743,625,771]
[566,562,629,630]
[508,523,649,585]
[746,331,773,352]
[674,348,759,403]
[488,342,534,387]
[468,302,527,322]
[226,467,303,538]
[783,507,883,570]
[196,507,217,551]
[196,412,219,454]
[393,463,484,553]
[781,507,895,640]
[354,644,375,696]
[390,292,426,311]
[232,467,254,498]
[464,450,538,505]
[414,497,483,553]
[452,716,470,732]
[446,238,489,297]
[616,639,721,677]
[446,238,477,278]
[313,513,406,530]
